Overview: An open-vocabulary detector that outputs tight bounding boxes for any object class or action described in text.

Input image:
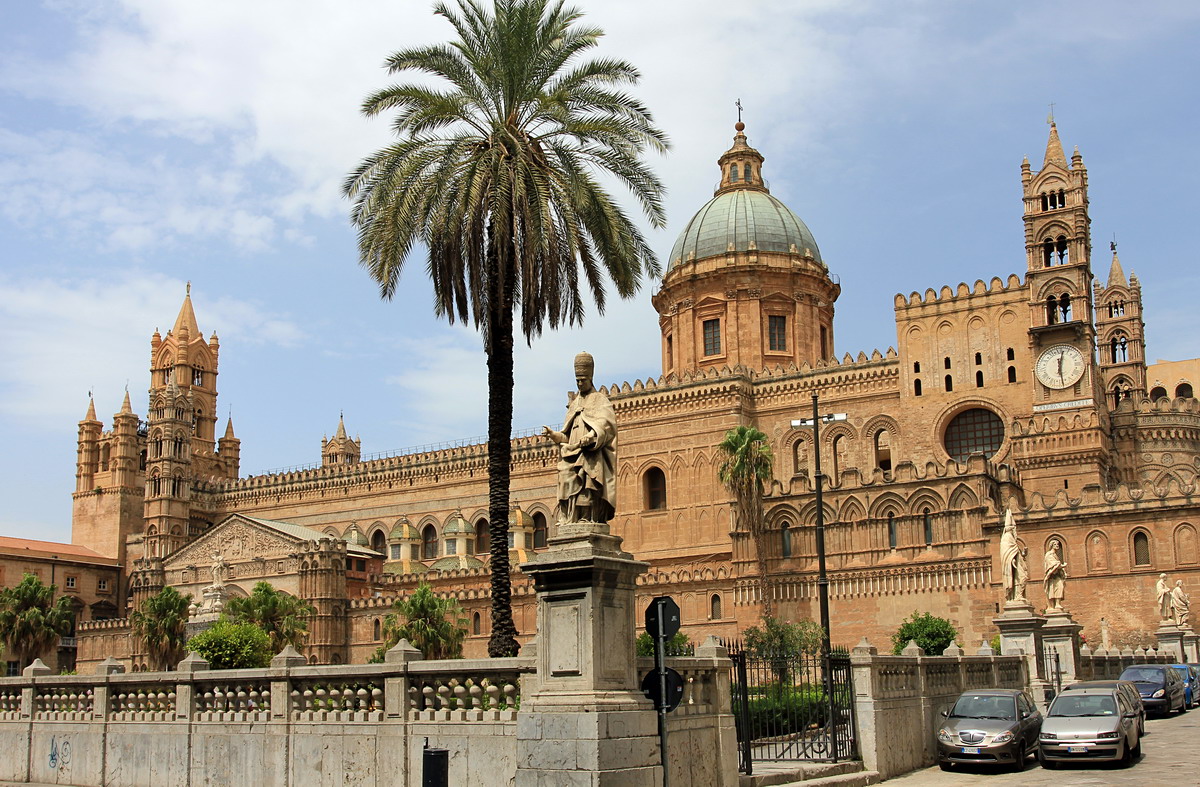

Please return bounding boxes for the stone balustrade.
[1076,644,1173,680]
[849,639,1028,780]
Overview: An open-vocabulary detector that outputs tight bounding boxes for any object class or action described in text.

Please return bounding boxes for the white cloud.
[0,272,305,425]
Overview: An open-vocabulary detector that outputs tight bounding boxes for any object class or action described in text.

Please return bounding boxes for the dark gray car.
[937,689,1042,771]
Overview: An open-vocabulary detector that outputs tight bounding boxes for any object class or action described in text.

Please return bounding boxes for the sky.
[1,0,1198,544]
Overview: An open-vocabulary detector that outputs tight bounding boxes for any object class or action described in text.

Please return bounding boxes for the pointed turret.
[76,397,103,492]
[172,283,201,338]
[84,397,98,423]
[334,413,348,440]
[322,414,361,467]
[119,389,133,415]
[1107,249,1127,288]
[223,418,236,440]
[1043,121,1067,169]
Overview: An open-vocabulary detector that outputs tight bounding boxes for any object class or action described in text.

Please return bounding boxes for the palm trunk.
[486,235,520,658]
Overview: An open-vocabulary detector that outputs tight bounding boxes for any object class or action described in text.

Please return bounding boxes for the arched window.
[887,513,897,550]
[1133,531,1151,567]
[1111,334,1128,363]
[831,435,845,480]
[421,525,438,560]
[745,165,753,181]
[914,378,922,397]
[644,467,667,510]
[1007,366,1017,383]
[974,352,982,365]
[475,519,489,554]
[913,361,921,373]
[874,430,891,472]
[1042,239,1055,267]
[1006,348,1015,361]
[780,521,792,558]
[944,357,951,370]
[371,530,386,554]
[943,408,1004,461]
[99,442,111,470]
[729,164,739,181]
[923,508,933,546]
[1056,235,1069,265]
[944,374,953,392]
[192,368,203,386]
[1177,383,1194,399]
[533,512,548,549]
[975,371,984,388]
[1058,293,1071,322]
[1150,386,1168,401]
[373,618,381,641]
[793,439,808,474]
[473,612,482,636]
[710,594,723,620]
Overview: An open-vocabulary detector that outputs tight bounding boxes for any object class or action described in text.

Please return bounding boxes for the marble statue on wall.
[543,352,617,524]
[999,508,1028,602]
[1158,573,1172,621]
[1172,580,1190,628]
[1043,539,1066,611]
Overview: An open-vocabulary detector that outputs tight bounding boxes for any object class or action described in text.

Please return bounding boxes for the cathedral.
[72,120,1200,670]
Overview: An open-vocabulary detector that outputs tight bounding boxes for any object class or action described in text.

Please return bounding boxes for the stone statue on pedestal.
[542,352,617,525]
[999,508,1028,602]
[210,551,227,588]
[1043,539,1066,611]
[1172,580,1191,628]
[1157,573,1172,621]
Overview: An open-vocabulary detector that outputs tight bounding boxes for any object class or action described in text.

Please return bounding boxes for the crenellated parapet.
[894,275,1026,310]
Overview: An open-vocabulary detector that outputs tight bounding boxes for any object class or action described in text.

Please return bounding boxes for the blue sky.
[2,0,1198,544]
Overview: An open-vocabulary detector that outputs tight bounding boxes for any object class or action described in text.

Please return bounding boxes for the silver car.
[1039,687,1141,768]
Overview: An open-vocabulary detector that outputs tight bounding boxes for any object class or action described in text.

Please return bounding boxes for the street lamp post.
[791,393,847,656]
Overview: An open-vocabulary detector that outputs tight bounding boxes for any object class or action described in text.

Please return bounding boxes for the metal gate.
[727,645,858,774]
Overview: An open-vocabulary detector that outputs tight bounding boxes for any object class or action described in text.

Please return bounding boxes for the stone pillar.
[1184,630,1199,663]
[993,601,1049,706]
[516,520,660,786]
[1156,621,1186,661]
[1041,609,1083,686]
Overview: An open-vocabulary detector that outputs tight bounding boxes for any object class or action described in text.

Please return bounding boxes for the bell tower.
[1093,244,1147,407]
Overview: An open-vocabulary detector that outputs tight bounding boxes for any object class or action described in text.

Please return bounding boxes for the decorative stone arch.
[934,398,1011,464]
[947,484,979,511]
[868,493,907,519]
[839,497,866,523]
[1085,530,1110,573]
[1129,528,1153,569]
[639,460,669,511]
[787,431,813,476]
[822,423,857,484]
[366,522,388,555]
[766,503,802,528]
[1174,523,1199,566]
[908,490,945,516]
[1034,276,1080,302]
[690,451,713,504]
[797,500,837,527]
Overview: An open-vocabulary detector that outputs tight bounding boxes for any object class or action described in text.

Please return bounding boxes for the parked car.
[1062,680,1145,736]
[1169,664,1196,707]
[1038,686,1141,768]
[1118,663,1187,716]
[937,689,1042,772]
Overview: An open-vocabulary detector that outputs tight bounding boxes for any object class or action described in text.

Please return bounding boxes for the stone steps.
[739,760,879,787]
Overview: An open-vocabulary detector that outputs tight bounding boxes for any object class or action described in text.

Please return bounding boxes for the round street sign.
[644,596,681,639]
[640,667,685,712]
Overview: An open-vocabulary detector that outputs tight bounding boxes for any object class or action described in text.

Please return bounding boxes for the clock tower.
[1011,120,1114,490]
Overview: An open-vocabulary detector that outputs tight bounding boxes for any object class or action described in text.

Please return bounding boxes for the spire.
[1107,243,1127,288]
[1043,121,1067,169]
[223,417,237,440]
[334,413,348,440]
[119,389,133,415]
[84,397,98,422]
[172,283,201,338]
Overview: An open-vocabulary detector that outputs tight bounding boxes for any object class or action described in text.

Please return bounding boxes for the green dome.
[390,519,419,540]
[441,513,473,536]
[668,189,822,271]
[431,554,485,571]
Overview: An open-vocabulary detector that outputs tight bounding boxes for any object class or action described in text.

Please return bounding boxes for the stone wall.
[849,640,1027,780]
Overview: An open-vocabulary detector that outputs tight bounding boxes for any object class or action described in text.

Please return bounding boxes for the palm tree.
[225,581,316,653]
[344,0,667,656]
[372,583,468,661]
[717,426,775,617]
[0,573,74,670]
[129,586,192,671]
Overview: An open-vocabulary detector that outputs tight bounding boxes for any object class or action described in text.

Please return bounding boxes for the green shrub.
[635,631,692,657]
[891,611,959,655]
[740,684,827,737]
[187,621,273,669]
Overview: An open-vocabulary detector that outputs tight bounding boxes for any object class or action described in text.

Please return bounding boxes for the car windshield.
[949,695,1015,720]
[1049,694,1117,717]
[1120,667,1164,683]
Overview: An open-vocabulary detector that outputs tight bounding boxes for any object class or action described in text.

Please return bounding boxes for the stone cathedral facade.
[73,121,1200,669]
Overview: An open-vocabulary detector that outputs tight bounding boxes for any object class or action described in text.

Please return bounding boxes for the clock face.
[1035,344,1087,389]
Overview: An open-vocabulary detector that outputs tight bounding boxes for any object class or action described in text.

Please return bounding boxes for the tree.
[0,573,74,670]
[891,611,959,655]
[717,426,775,616]
[186,621,273,670]
[344,0,667,657]
[368,583,468,662]
[225,581,315,653]
[129,586,193,671]
[744,616,822,685]
[635,631,692,657]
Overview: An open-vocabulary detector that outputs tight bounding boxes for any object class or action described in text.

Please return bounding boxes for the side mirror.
[940,709,948,718]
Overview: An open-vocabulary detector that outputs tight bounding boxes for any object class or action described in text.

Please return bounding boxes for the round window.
[943,408,1004,461]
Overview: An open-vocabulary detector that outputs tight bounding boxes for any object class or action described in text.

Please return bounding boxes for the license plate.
[1067,746,1088,753]
[961,747,980,754]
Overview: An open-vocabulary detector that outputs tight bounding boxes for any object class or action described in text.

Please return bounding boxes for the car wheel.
[1132,735,1142,759]
[1011,742,1026,772]
[1139,715,1145,736]
[1039,752,1056,770]
[1180,697,1188,714]
[938,761,952,772]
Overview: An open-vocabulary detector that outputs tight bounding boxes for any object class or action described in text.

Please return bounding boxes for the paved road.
[882,707,1199,786]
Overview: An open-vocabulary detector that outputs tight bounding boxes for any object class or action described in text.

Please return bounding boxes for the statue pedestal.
[516,520,661,785]
[1156,622,1186,661]
[1183,629,1199,663]
[186,583,229,637]
[994,601,1050,707]
[1041,608,1083,687]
